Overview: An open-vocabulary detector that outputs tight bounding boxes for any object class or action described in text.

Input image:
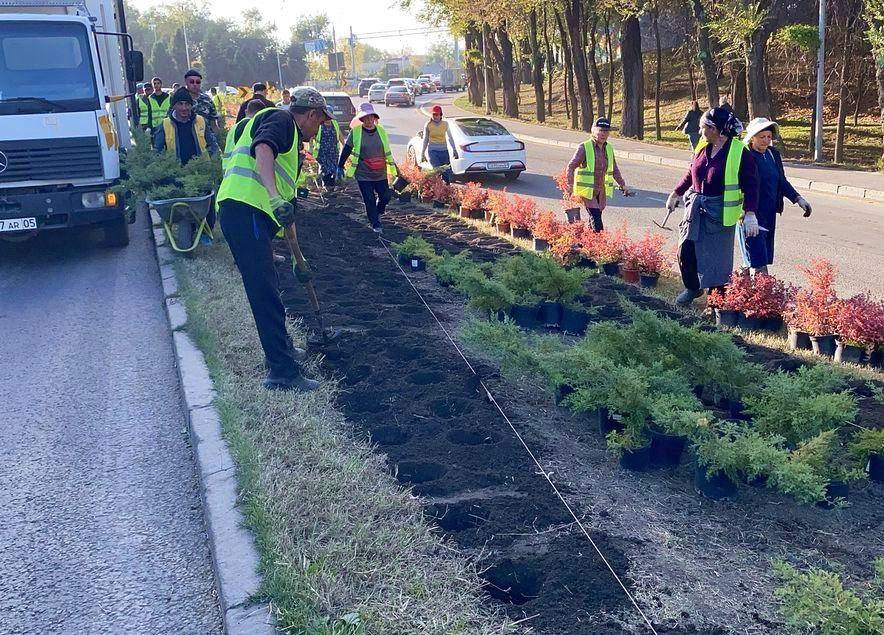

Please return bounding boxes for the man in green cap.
[216,87,333,392]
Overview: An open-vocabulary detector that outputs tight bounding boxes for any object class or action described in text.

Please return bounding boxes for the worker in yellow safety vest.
[337,102,400,232]
[153,87,218,164]
[567,117,631,232]
[147,76,171,131]
[136,82,153,131]
[215,87,334,392]
[222,99,266,171]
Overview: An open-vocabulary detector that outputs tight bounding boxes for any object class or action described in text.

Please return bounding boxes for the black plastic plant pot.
[509,304,541,329]
[715,309,740,328]
[817,480,849,509]
[868,453,884,483]
[619,445,651,472]
[601,262,620,276]
[560,306,590,335]
[788,329,812,351]
[737,313,762,330]
[554,384,575,406]
[759,316,784,332]
[398,192,413,203]
[392,175,409,193]
[597,407,624,435]
[538,301,562,327]
[649,430,688,468]
[868,348,884,369]
[721,397,749,421]
[577,257,597,269]
[469,209,485,220]
[511,226,532,239]
[565,208,582,223]
[297,187,310,199]
[694,464,738,500]
[639,273,659,288]
[533,238,550,252]
[397,253,426,271]
[834,340,864,364]
[433,200,446,208]
[810,334,837,357]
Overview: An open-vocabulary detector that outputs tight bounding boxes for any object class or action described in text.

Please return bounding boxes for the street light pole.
[182,21,191,69]
[813,0,826,162]
[276,45,284,89]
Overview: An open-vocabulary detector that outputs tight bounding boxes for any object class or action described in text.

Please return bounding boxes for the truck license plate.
[0,217,37,232]
[488,162,509,170]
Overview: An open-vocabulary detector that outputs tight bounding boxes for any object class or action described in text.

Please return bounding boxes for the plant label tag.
[411,259,419,269]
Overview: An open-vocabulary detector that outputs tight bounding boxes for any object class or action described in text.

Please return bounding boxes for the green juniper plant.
[394,236,437,262]
[429,251,477,287]
[849,428,884,464]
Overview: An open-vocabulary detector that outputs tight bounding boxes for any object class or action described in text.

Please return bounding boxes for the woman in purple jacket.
[664,108,760,306]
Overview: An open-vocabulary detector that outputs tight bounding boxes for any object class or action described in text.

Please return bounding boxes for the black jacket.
[757,146,799,215]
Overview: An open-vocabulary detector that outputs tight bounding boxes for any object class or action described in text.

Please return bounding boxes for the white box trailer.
[0,0,143,245]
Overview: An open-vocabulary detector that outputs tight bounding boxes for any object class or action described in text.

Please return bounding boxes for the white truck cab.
[0,0,143,246]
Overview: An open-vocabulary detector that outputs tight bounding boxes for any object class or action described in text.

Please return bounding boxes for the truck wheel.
[102,216,129,247]
[176,221,195,257]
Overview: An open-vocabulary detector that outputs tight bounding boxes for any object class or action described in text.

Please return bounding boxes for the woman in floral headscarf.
[664,107,760,306]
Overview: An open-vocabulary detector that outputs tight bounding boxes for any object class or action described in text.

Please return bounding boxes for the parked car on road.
[320,91,357,131]
[406,117,526,181]
[385,86,414,107]
[367,83,387,103]
[358,77,380,97]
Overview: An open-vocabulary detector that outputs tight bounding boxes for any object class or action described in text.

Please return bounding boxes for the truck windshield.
[0,22,100,114]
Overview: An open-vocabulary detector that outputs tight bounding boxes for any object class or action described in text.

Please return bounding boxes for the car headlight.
[82,191,117,208]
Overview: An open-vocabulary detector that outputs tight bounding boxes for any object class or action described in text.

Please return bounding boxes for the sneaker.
[675,288,704,306]
[292,347,307,362]
[273,253,287,264]
[263,371,320,392]
[372,225,383,234]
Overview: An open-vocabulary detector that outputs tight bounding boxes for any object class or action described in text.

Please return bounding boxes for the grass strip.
[175,242,518,635]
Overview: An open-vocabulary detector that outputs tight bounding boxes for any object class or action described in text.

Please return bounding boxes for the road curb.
[148,209,276,635]
[450,102,884,204]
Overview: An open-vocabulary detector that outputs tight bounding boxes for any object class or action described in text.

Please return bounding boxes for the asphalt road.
[0,216,221,633]
[375,92,884,298]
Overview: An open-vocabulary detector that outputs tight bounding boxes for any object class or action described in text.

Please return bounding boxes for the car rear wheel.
[503,171,520,182]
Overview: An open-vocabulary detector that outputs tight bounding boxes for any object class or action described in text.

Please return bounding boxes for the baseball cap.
[431,105,442,115]
[594,117,611,130]
[183,68,203,79]
[291,87,334,119]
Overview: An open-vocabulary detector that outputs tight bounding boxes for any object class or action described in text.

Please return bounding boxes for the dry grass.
[175,243,520,635]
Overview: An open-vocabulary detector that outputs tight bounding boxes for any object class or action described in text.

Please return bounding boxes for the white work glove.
[665,191,679,212]
[741,212,760,238]
[796,196,812,218]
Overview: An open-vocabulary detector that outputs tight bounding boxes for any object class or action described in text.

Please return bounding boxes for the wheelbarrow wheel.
[101,215,129,247]
[176,220,195,257]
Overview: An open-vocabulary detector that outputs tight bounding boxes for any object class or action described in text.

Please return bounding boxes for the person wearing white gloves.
[665,107,760,306]
[739,117,812,274]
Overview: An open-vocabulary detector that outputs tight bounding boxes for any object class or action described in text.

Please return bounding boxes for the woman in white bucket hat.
[740,117,812,273]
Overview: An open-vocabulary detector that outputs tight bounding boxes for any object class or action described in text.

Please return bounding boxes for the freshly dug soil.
[278,193,884,634]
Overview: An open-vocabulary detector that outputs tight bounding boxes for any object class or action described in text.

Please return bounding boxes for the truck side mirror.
[126,50,144,83]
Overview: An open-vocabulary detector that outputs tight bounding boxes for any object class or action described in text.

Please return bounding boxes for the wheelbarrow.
[147,191,215,255]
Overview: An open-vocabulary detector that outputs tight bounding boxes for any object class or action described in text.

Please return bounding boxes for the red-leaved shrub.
[553,168,582,206]
[459,182,487,211]
[623,232,667,275]
[531,210,565,241]
[592,223,629,264]
[837,293,884,348]
[506,195,539,229]
[785,258,840,335]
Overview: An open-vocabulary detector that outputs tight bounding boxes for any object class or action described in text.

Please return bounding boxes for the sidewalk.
[446,98,884,204]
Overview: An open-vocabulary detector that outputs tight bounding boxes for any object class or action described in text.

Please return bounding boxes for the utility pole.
[331,24,342,88]
[182,21,191,69]
[813,0,826,162]
[349,27,357,82]
[276,45,284,89]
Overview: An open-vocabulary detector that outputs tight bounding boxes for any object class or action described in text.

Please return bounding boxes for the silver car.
[367,83,386,104]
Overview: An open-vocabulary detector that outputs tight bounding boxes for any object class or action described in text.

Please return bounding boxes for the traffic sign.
[237,86,249,99]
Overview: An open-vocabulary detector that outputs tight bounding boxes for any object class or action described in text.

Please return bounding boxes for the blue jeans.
[357,179,392,227]
[427,148,453,184]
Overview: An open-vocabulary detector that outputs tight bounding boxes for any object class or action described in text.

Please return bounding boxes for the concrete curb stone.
[150,228,276,634]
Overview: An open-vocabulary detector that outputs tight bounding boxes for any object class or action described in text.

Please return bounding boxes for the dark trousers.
[218,199,299,378]
[322,173,336,187]
[586,208,604,232]
[357,179,392,227]
[678,240,700,290]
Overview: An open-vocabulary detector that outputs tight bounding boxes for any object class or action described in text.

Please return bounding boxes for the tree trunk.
[730,61,749,120]
[692,0,720,107]
[852,56,867,126]
[620,15,644,138]
[746,29,773,118]
[528,9,546,122]
[564,0,593,131]
[465,27,483,107]
[834,22,855,163]
[521,39,532,85]
[490,26,519,118]
[482,23,498,114]
[653,5,662,140]
[555,9,579,128]
[878,60,884,162]
[588,13,606,120]
[542,6,554,115]
[605,11,615,120]
[684,44,699,101]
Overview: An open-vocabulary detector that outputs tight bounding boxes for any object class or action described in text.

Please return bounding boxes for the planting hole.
[426,502,490,532]
[348,394,389,414]
[395,461,447,483]
[430,397,474,419]
[482,559,543,605]
[370,426,409,446]
[407,371,446,386]
[386,345,422,362]
[342,365,372,386]
[447,428,497,445]
[353,310,379,322]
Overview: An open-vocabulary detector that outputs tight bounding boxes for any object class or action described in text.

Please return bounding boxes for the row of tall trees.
[421,0,884,160]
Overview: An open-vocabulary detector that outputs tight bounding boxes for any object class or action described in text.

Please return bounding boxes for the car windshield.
[0,21,99,114]
[323,96,354,113]
[370,84,385,90]
[389,87,407,93]
[456,119,511,137]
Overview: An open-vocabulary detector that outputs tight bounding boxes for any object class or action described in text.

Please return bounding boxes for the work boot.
[675,288,704,306]
[263,371,320,392]
[292,347,307,362]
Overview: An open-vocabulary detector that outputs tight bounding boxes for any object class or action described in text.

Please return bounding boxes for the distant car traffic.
[320,91,357,130]
[358,77,380,97]
[406,117,526,181]
[367,82,387,103]
[384,85,414,107]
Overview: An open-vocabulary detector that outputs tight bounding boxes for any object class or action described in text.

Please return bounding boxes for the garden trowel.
[282,224,341,345]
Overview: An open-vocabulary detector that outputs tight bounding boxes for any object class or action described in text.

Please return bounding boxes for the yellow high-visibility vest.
[161,115,207,160]
[345,124,396,179]
[694,137,746,227]
[573,139,615,199]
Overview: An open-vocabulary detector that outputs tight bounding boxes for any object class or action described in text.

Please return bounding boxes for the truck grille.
[0,137,103,183]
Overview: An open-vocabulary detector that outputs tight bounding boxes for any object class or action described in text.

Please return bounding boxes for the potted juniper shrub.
[607,428,652,472]
[530,211,563,252]
[792,430,860,508]
[835,293,884,365]
[456,266,516,321]
[648,395,708,468]
[694,427,741,500]
[430,250,474,287]
[786,258,840,356]
[395,235,436,272]
[849,428,884,483]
